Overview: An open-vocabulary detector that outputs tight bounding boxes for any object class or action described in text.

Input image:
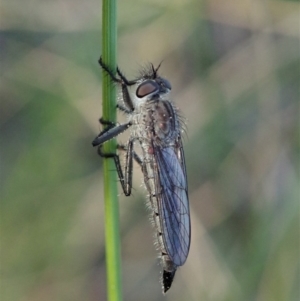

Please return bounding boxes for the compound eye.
[161,78,172,90]
[136,80,159,98]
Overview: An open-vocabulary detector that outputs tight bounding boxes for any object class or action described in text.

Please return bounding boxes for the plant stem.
[102,0,122,300]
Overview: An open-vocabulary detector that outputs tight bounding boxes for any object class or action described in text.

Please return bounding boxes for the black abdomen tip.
[163,270,176,293]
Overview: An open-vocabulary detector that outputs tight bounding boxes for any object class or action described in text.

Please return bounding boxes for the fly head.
[135,77,172,102]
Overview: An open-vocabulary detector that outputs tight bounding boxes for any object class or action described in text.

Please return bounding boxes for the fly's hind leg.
[97,138,138,196]
[117,144,143,167]
[111,140,144,196]
[97,145,130,195]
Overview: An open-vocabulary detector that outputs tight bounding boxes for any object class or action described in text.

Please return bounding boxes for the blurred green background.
[1,0,299,300]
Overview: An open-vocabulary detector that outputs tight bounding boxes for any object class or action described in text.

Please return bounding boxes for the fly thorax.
[145,100,179,145]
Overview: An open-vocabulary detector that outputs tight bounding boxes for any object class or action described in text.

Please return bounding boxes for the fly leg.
[117,103,132,114]
[99,57,137,112]
[96,138,138,197]
[92,118,132,147]
[92,118,133,196]
[117,144,143,166]
[113,140,145,196]
[97,145,130,196]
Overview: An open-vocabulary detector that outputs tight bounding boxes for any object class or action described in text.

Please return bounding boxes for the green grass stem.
[101,1,122,300]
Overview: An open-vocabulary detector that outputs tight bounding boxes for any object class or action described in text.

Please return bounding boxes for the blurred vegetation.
[1,1,299,301]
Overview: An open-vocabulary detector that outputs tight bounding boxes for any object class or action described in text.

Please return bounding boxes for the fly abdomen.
[153,212,162,234]
[152,210,178,293]
[139,177,178,294]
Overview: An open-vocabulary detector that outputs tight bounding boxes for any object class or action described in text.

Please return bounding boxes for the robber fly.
[92,57,191,293]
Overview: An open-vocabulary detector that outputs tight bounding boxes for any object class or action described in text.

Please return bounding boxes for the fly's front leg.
[117,103,132,114]
[99,57,137,113]
[95,58,141,195]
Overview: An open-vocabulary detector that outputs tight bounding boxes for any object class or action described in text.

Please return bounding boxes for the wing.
[154,139,191,266]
